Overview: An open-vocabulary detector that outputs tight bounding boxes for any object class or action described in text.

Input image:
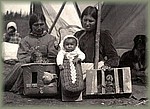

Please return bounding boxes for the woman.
[4,13,58,94]
[74,6,119,76]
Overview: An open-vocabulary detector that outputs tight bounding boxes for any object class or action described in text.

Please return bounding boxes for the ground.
[2,63,148,107]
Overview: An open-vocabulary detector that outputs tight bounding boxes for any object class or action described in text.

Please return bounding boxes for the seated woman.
[74,6,119,79]
[4,13,58,94]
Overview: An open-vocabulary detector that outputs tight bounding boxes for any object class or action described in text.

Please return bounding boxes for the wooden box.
[22,63,58,97]
[86,67,132,96]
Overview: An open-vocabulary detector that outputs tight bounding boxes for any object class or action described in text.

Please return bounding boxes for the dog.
[119,35,147,84]
[42,72,57,85]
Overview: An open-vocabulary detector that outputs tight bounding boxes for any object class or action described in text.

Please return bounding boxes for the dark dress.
[74,30,119,67]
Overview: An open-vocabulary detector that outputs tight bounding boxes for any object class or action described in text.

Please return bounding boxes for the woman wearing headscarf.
[4,13,58,94]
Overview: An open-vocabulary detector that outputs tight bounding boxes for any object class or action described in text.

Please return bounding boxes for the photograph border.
[0,0,149,109]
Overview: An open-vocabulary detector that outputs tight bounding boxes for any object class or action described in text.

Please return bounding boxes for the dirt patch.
[2,63,148,107]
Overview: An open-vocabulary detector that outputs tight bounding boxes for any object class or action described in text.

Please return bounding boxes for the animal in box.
[22,63,58,97]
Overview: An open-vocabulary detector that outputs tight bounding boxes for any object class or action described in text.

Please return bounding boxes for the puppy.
[42,72,57,85]
[119,35,147,83]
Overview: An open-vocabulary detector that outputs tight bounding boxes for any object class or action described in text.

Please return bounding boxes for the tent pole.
[73,2,81,18]
[94,2,102,69]
[48,1,66,34]
[30,2,33,15]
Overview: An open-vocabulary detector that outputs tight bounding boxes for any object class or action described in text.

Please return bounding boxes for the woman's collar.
[30,31,47,37]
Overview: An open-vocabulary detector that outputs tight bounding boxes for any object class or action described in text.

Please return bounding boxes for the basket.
[22,63,58,97]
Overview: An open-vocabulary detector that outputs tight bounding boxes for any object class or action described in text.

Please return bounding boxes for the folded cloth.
[2,42,19,61]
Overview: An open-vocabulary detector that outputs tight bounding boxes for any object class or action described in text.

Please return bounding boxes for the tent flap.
[32,1,147,49]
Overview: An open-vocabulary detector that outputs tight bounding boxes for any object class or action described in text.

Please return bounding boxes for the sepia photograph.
[1,0,148,108]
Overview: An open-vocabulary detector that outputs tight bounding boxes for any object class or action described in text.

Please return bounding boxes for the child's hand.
[58,65,64,71]
[73,58,81,65]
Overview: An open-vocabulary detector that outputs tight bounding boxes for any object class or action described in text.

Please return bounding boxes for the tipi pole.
[94,2,102,69]
[48,1,66,34]
[73,2,81,18]
[30,2,33,15]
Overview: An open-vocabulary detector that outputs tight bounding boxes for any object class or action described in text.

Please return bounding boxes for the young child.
[3,22,21,44]
[56,35,85,96]
[57,35,85,71]
[3,22,21,64]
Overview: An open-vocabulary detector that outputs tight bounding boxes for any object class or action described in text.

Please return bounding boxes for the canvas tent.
[2,1,147,61]
[30,1,84,43]
[31,1,147,50]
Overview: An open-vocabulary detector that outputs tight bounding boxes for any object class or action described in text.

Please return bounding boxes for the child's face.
[63,38,77,52]
[7,27,15,35]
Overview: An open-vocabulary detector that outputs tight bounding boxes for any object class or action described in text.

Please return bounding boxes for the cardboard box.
[86,67,132,95]
[22,63,58,97]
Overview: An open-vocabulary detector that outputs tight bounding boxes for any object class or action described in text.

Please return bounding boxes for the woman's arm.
[47,36,58,59]
[101,30,119,67]
[17,37,32,63]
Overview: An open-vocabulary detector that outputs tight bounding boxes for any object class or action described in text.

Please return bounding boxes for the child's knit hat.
[7,22,17,32]
[59,35,79,51]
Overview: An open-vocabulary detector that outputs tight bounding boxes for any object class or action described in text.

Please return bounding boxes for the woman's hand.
[98,61,112,71]
[101,65,111,71]
[30,52,37,62]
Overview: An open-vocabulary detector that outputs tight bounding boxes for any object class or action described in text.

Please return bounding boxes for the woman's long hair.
[81,6,98,33]
[81,6,98,23]
[29,13,46,32]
